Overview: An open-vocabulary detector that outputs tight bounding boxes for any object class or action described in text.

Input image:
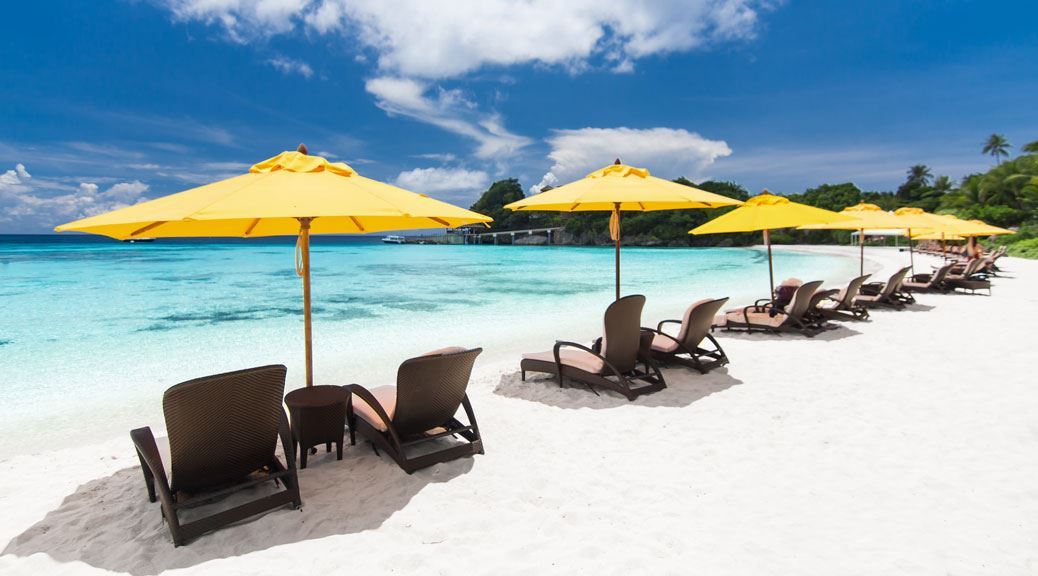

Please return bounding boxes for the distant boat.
[123,238,155,243]
[382,235,406,244]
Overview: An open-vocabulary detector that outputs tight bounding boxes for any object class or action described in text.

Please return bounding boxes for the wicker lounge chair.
[854,266,912,309]
[520,295,665,401]
[716,280,827,336]
[903,263,955,293]
[945,259,993,295]
[815,274,871,321]
[347,347,484,474]
[644,297,730,373]
[130,365,301,547]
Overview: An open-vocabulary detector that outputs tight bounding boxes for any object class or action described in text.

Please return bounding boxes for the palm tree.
[982,133,1011,164]
[1023,140,1038,154]
[906,164,933,185]
[931,175,953,194]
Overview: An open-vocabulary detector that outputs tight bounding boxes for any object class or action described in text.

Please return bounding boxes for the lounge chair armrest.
[346,384,402,446]
[554,340,626,380]
[655,319,682,332]
[277,409,296,469]
[910,273,932,282]
[590,336,603,354]
[130,426,172,504]
[753,298,772,309]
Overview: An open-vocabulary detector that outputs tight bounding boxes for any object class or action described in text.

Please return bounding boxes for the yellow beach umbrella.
[56,146,493,386]
[909,215,1014,259]
[800,202,908,275]
[504,161,742,300]
[891,207,952,272]
[913,216,1015,238]
[963,219,1014,236]
[690,191,854,298]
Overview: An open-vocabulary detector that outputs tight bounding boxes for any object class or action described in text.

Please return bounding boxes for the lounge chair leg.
[520,369,526,381]
[370,442,380,457]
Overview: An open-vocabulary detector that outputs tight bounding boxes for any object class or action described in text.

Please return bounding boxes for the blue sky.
[2,0,1036,232]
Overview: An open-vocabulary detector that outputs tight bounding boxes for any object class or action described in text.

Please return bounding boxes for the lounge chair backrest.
[394,348,481,437]
[786,280,823,320]
[677,297,729,349]
[163,365,287,493]
[881,267,912,297]
[601,294,645,373]
[840,275,871,307]
[931,263,955,284]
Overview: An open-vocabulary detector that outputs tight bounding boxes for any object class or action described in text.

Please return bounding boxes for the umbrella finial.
[761,188,772,195]
[297,143,309,155]
[614,158,622,165]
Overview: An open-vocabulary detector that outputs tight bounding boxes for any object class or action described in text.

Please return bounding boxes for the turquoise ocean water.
[0,235,860,457]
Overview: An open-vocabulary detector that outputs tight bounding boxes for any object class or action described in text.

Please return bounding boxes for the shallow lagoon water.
[0,235,861,457]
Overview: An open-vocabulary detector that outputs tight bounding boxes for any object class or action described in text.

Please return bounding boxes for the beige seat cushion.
[726,310,785,328]
[522,349,606,374]
[352,385,397,432]
[420,346,466,357]
[651,333,680,353]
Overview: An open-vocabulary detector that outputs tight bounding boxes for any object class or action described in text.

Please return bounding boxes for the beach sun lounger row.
[130,250,1009,547]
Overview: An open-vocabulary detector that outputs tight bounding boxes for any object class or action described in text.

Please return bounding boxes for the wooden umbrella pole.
[613,203,621,301]
[859,228,865,276]
[764,229,775,301]
[908,228,915,273]
[298,218,314,387]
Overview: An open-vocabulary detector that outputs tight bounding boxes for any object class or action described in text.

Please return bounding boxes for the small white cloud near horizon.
[0,163,150,229]
[267,56,314,78]
[394,166,489,195]
[535,127,732,191]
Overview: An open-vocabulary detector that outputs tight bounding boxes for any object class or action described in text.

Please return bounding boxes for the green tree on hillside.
[469,178,531,230]
[1022,140,1038,154]
[789,182,861,212]
[982,133,1011,165]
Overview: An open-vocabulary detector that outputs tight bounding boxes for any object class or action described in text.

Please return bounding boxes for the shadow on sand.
[3,443,473,575]
[494,366,743,410]
[712,324,863,342]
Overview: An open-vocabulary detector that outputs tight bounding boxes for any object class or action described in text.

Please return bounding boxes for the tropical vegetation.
[468,135,1038,256]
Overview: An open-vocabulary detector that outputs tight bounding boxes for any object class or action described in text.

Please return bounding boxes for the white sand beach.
[1,245,1036,575]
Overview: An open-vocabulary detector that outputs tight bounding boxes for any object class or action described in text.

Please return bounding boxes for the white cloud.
[365,76,530,160]
[394,167,489,194]
[163,0,309,42]
[530,171,558,195]
[162,1,768,78]
[537,127,732,189]
[413,153,457,163]
[156,1,771,168]
[267,55,314,78]
[0,163,149,230]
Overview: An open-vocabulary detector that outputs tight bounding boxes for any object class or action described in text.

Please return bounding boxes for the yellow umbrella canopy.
[57,147,493,386]
[56,150,490,239]
[800,202,909,275]
[690,191,854,297]
[909,215,1015,238]
[963,219,1014,236]
[911,230,965,241]
[504,161,742,300]
[891,207,955,271]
